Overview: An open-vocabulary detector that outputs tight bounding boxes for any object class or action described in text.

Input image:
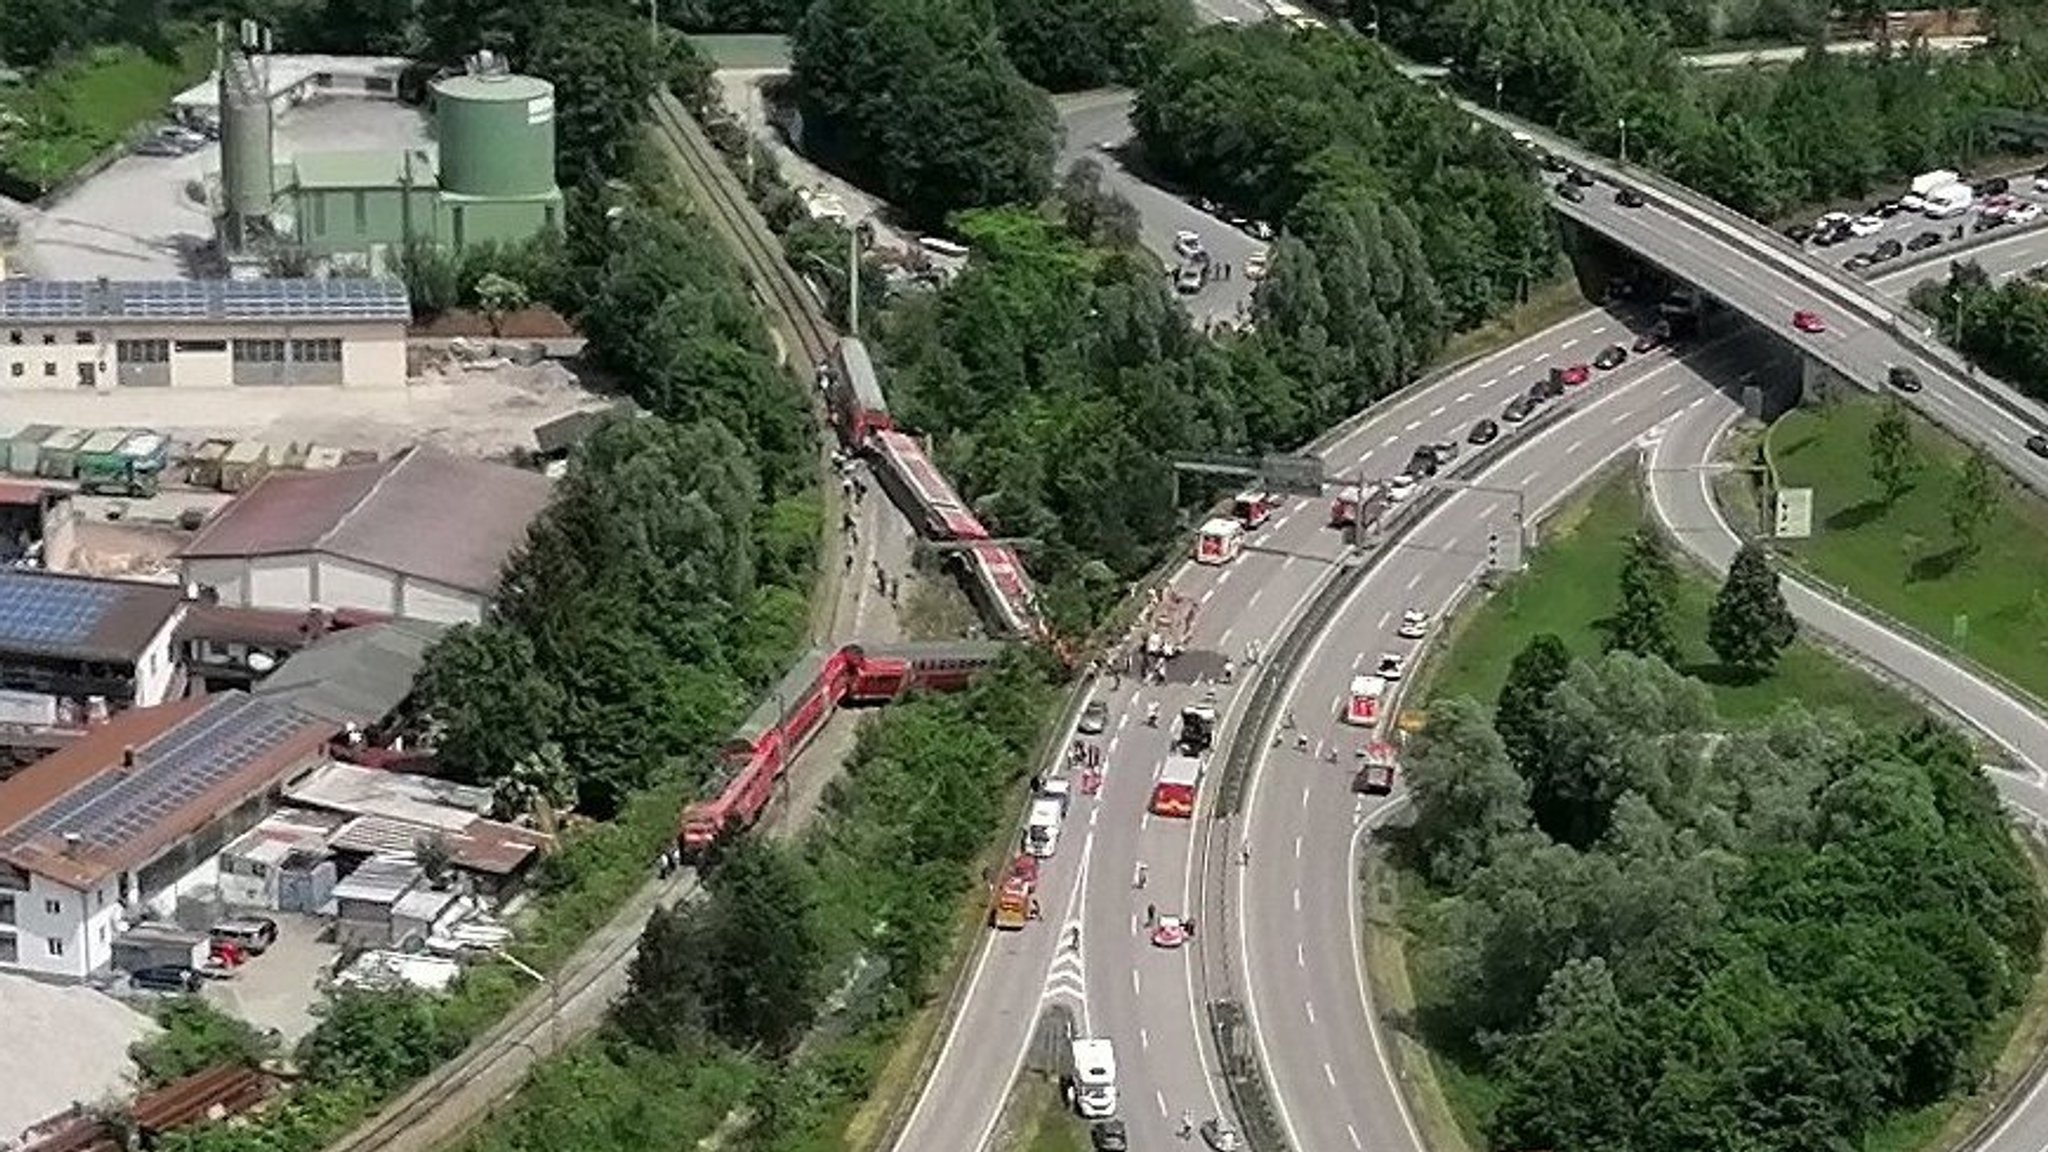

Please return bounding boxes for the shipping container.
[6,425,57,475]
[35,427,91,478]
[220,441,274,493]
[187,439,233,489]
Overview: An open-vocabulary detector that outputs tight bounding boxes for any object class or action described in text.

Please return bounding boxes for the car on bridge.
[1615,187,1645,208]
[1555,362,1592,387]
[1792,309,1828,334]
[2027,432,2048,459]
[1376,652,1406,680]
[1502,396,1535,423]
[1397,609,1431,639]
[1593,344,1628,370]
[1556,180,1585,203]
[1151,915,1191,948]
[1090,1120,1129,1152]
[1887,365,1923,393]
[1467,418,1500,445]
[1633,327,1667,353]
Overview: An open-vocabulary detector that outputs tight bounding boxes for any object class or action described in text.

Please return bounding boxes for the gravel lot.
[0,973,156,1146]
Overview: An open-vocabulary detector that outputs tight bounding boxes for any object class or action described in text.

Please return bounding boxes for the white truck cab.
[1025,798,1064,858]
[1069,1037,1119,1118]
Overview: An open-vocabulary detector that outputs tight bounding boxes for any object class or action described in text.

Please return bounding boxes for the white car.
[1376,652,1405,680]
[1385,474,1416,502]
[1396,610,1429,640]
[1849,214,1884,237]
[2010,202,2043,226]
[1901,193,1928,212]
[1173,230,1205,259]
[2035,173,2048,194]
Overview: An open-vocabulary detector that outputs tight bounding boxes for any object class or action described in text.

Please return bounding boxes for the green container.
[432,71,557,198]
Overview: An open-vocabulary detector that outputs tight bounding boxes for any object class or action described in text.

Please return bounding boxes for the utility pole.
[848,222,861,337]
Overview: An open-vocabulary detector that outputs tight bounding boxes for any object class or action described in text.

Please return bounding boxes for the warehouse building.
[0,570,187,756]
[0,278,408,391]
[178,446,553,624]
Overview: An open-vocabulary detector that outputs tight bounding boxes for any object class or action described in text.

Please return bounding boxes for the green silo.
[432,68,557,198]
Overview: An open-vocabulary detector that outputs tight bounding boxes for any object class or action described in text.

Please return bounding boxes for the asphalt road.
[1055,92,1264,327]
[893,152,2048,1152]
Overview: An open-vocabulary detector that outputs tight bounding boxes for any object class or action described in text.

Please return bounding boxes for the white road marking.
[1455,391,1473,403]
[1297,941,1306,967]
[1305,1000,1318,1025]
[1376,609,1391,629]
[1404,570,1423,591]
[1140,1027,1151,1050]
[1348,1124,1364,1150]
[1156,1091,1168,1118]
[1612,409,1635,425]
[1282,555,1299,570]
[1131,970,1142,996]
[1301,785,1312,810]
[1382,433,1400,448]
[1660,381,1684,396]
[1565,438,1584,455]
[1294,835,1302,859]
[1323,1062,1338,1087]
[1216,569,1232,587]
[1402,419,1421,432]
[1427,405,1446,418]
[1560,337,1579,349]
[1590,324,1608,335]
[1481,376,1499,388]
[1505,361,1523,372]
[1293,888,1302,912]
[1200,588,1215,605]
[1089,808,1099,828]
[1686,396,1706,410]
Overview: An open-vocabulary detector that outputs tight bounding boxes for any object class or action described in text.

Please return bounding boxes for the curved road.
[893,224,2048,1152]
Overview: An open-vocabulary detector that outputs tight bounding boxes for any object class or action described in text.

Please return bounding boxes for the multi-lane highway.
[891,189,2048,1150]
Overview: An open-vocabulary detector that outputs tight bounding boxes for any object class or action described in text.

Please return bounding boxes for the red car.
[1792,310,1827,334]
[1151,916,1192,949]
[1555,363,1591,387]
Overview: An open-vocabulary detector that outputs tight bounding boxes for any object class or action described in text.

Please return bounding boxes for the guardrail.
[1190,398,1581,1150]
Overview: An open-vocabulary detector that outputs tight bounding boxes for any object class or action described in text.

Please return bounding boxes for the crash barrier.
[1189,399,1580,1150]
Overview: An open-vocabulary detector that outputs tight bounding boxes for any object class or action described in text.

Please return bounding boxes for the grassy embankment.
[1369,467,2048,1152]
[0,36,212,192]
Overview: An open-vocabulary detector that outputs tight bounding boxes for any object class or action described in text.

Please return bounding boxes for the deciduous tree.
[1495,633,1571,777]
[1947,446,2000,556]
[1868,397,1919,505]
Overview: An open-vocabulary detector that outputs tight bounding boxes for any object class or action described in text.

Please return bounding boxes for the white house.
[0,569,187,743]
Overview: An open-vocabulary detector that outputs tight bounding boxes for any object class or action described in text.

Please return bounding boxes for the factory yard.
[0,363,598,459]
[0,973,158,1145]
[11,97,433,281]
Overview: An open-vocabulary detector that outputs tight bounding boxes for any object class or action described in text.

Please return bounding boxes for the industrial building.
[0,570,187,754]
[206,37,563,268]
[0,692,333,980]
[177,445,554,624]
[0,278,409,390]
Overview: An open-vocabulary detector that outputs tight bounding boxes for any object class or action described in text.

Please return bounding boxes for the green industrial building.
[271,65,563,264]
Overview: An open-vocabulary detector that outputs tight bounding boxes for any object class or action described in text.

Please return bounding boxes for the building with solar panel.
[0,278,409,390]
[0,571,189,759]
[0,692,333,980]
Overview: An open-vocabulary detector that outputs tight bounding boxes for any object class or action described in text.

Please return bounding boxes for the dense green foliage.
[791,0,1058,229]
[130,1000,277,1088]
[1135,25,1555,330]
[1367,0,2048,220]
[992,0,1191,92]
[1706,542,1798,676]
[1602,529,1681,667]
[1913,259,2048,408]
[1405,651,2041,1152]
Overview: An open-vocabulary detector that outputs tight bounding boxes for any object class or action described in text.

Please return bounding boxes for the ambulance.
[1344,675,1388,726]
[1195,518,1245,564]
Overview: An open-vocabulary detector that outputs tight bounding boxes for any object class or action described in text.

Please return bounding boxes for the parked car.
[1555,181,1584,203]
[1907,229,1944,251]
[1078,700,1108,735]
[1632,328,1665,353]
[1592,344,1627,370]
[131,965,203,993]
[1848,214,1884,237]
[1783,223,1814,243]
[1405,447,1441,478]
[1426,440,1460,466]
[1843,252,1875,272]
[2010,202,2043,226]
[1174,264,1205,295]
[1172,230,1205,259]
[1090,1121,1130,1152]
[1614,187,1645,208]
[1467,418,1500,445]
[134,137,186,157]
[1887,365,1923,393]
[1555,362,1592,387]
[1872,238,1903,261]
[210,916,278,955]
[1975,175,2011,197]
[1501,396,1535,423]
[2027,432,2048,459]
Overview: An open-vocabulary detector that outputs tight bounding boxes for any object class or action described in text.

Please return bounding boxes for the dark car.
[1844,252,1875,272]
[1540,152,1568,173]
[1502,396,1536,423]
[2027,432,2048,459]
[1908,229,1943,251]
[1632,328,1666,353]
[1812,226,1846,248]
[1555,181,1584,203]
[1784,223,1814,243]
[1529,374,1564,401]
[1976,213,2008,233]
[1406,448,1441,478]
[1614,187,1645,208]
[1975,175,2010,197]
[1568,167,1596,187]
[1427,440,1460,465]
[1887,365,1923,393]
[1872,238,1903,261]
[1592,343,1627,370]
[131,965,203,993]
[1468,418,1500,445]
[1091,1120,1130,1152]
[1874,199,1903,217]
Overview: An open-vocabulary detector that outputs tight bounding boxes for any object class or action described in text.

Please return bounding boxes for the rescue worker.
[1222,659,1236,684]
[1147,702,1161,727]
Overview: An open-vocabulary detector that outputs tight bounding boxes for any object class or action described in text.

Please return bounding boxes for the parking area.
[1793,168,2048,273]
[0,972,157,1145]
[14,97,433,280]
[197,913,339,1044]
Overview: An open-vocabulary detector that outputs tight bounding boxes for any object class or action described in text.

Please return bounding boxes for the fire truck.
[990,854,1039,930]
[1232,491,1280,528]
[1330,483,1383,529]
[1150,755,1205,819]
[1195,518,1245,564]
[1344,675,1388,727]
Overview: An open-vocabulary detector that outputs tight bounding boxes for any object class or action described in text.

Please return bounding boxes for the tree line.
[1408,643,2041,1152]
[1367,0,2048,221]
[1912,259,2048,409]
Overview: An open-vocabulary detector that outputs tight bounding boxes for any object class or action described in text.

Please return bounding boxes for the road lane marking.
[1455,391,1473,403]
[1301,785,1312,809]
[1294,835,1302,859]
[1293,888,1302,912]
[1590,324,1608,335]
[1404,570,1423,591]
[1612,409,1635,425]
[1560,337,1579,349]
[1348,1124,1364,1150]
[1660,381,1685,396]
[1131,970,1141,996]
[1428,405,1445,418]
[1402,420,1421,432]
[1200,588,1215,605]
[1156,1090,1168,1118]
[1216,569,1232,587]
[1220,626,1234,646]
[1382,434,1400,448]
[1376,610,1391,630]
[1297,942,1306,967]
[1305,1000,1317,1025]
[1140,1027,1150,1051]
[1481,377,1498,388]
[1323,1062,1338,1086]
[1565,438,1584,455]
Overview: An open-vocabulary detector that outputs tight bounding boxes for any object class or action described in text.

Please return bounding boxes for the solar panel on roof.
[0,278,411,324]
[0,696,316,856]
[0,576,124,650]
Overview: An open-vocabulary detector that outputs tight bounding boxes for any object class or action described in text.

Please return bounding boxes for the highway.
[890,192,2048,1150]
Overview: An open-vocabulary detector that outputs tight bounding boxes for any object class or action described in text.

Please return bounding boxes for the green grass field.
[0,36,212,191]
[1426,467,1922,729]
[1766,395,2048,705]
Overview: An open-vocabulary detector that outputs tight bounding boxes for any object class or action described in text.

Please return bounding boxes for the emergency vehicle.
[1195,518,1245,564]
[1150,755,1205,818]
[1330,483,1382,528]
[990,854,1039,930]
[1232,491,1279,528]
[1344,675,1388,726]
[1354,742,1399,795]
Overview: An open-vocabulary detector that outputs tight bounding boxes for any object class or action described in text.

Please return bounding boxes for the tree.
[1495,633,1572,776]
[523,6,662,184]
[1604,530,1680,665]
[130,999,274,1087]
[301,987,462,1095]
[1707,542,1798,677]
[475,271,530,337]
[1947,447,2000,556]
[993,0,1189,91]
[1405,697,1530,885]
[1868,397,1919,505]
[409,622,562,789]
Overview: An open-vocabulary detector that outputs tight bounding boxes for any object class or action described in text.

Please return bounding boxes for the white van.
[1923,183,1974,219]
[1070,1037,1119,1118]
[1024,798,1064,858]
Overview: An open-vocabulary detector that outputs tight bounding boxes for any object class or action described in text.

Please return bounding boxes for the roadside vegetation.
[1366,0,2048,221]
[1400,471,2042,1152]
[0,33,212,194]
[1759,390,2048,704]
[1914,259,2048,407]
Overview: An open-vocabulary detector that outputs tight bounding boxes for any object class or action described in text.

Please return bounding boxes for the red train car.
[678,641,1005,857]
[870,429,986,540]
[824,337,893,447]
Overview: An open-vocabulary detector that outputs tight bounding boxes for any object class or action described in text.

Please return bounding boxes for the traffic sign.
[1773,488,1814,539]
[1259,454,1327,496]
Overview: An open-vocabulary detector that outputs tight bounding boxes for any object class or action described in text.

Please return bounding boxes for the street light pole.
[1618,117,1629,166]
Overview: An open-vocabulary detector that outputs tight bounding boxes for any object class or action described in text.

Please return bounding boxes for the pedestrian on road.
[1135,861,1148,889]
[844,552,855,572]
[1179,1111,1194,1139]
[1146,902,1157,926]
[1240,842,1252,867]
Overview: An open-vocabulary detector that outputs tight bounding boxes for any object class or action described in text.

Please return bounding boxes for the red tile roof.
[179,447,552,598]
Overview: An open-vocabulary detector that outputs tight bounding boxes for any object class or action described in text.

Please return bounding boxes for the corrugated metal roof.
[180,446,553,598]
[253,617,448,725]
[331,855,420,904]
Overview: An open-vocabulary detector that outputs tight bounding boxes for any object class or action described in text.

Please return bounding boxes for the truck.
[1068,1038,1120,1118]
[78,431,168,497]
[1178,703,1217,755]
[1232,491,1279,528]
[1194,517,1245,564]
[1911,169,1961,199]
[1924,182,1974,219]
[1353,741,1399,795]
[1024,797,1064,858]
[991,854,1039,930]
[1038,775,1073,817]
[1150,755,1204,819]
[1330,483,1382,528]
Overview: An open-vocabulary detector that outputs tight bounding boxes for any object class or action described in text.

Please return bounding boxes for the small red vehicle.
[1792,309,1827,334]
[1151,915,1192,949]
[1553,363,1591,387]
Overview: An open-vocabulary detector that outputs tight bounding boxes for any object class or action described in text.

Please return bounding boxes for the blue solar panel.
[1,695,318,855]
[0,575,123,650]
[0,278,411,324]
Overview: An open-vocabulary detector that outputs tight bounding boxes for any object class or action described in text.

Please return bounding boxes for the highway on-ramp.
[891,221,2048,1152]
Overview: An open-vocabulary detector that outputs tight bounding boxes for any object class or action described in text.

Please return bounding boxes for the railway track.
[648,89,839,368]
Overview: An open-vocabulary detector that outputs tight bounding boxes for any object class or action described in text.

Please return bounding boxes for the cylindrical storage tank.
[432,72,556,197]
[219,63,274,221]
